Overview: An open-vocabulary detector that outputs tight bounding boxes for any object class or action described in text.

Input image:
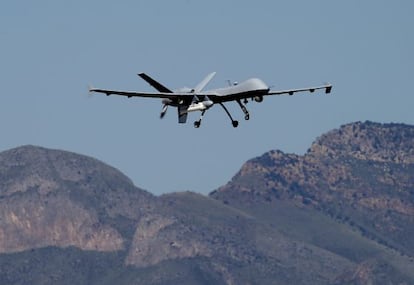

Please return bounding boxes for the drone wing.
[267,83,332,96]
[89,87,191,99]
[208,79,332,103]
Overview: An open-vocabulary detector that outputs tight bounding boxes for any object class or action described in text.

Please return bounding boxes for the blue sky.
[1,1,413,195]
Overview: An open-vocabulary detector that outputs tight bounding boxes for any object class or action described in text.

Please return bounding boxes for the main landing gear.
[219,103,239,128]
[237,99,250,121]
[193,100,251,128]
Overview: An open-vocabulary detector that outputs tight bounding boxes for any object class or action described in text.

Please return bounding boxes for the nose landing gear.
[237,100,250,120]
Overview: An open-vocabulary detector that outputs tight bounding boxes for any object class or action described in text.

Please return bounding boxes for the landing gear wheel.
[194,121,200,128]
[232,120,239,128]
[244,114,250,120]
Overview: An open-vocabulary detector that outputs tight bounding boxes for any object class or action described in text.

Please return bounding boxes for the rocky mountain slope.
[0,146,156,253]
[0,121,414,284]
[211,121,414,283]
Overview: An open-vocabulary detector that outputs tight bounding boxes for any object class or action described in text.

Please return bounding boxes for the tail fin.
[193,72,216,93]
[178,105,189,123]
[138,73,173,93]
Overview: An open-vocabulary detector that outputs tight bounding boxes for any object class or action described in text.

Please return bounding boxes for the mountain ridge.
[1,121,413,284]
[211,122,414,254]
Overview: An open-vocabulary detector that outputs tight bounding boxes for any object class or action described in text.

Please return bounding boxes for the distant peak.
[4,144,46,152]
[308,121,414,163]
[0,144,140,195]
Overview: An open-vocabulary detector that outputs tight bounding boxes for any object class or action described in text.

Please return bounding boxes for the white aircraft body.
[90,72,332,128]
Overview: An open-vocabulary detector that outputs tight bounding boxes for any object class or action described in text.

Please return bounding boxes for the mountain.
[0,121,414,284]
[0,146,353,284]
[0,145,156,253]
[211,121,414,283]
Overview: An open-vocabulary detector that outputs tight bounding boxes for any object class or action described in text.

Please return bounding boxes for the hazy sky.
[1,1,413,195]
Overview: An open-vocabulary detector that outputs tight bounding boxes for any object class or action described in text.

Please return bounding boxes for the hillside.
[0,146,156,253]
[0,121,414,284]
[211,121,414,283]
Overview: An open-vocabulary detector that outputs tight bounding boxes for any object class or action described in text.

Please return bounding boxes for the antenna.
[226,80,238,86]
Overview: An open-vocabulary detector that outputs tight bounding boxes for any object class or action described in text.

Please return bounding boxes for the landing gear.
[219,103,239,128]
[237,100,250,121]
[194,110,206,128]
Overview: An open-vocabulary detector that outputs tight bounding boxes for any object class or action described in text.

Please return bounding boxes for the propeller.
[160,104,168,119]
